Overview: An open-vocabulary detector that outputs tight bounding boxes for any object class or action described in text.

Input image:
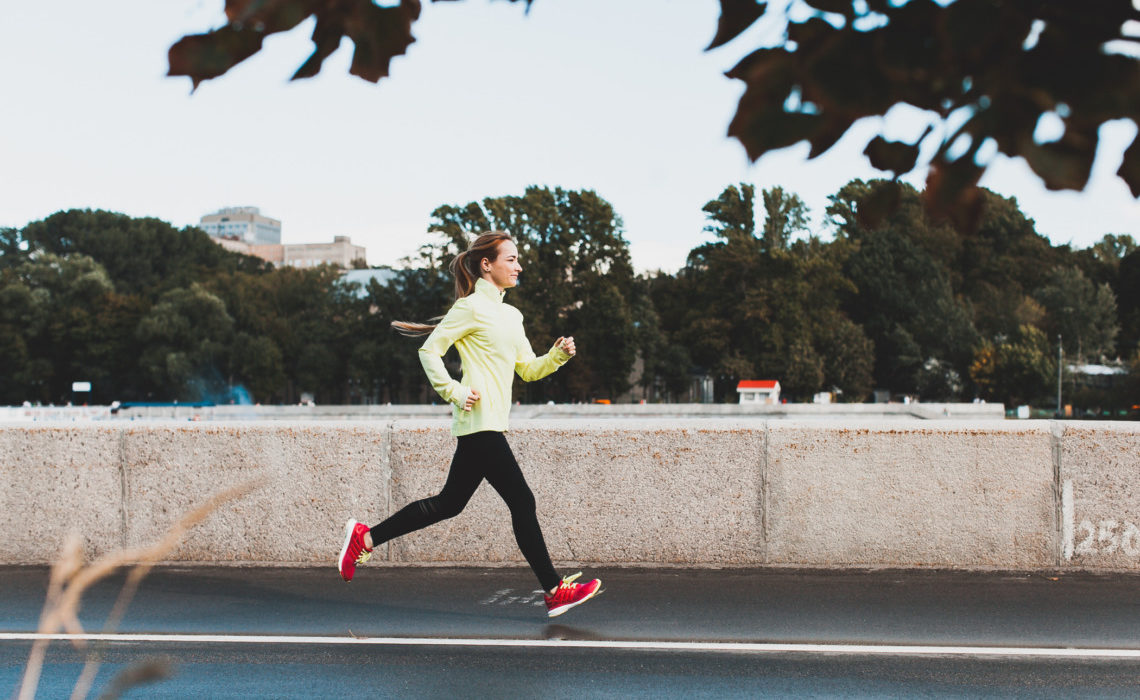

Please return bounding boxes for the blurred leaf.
[707,0,767,50]
[170,0,421,87]
[344,0,421,83]
[98,658,173,700]
[1116,133,1140,198]
[786,15,842,49]
[1019,129,1098,192]
[719,0,1140,231]
[805,117,852,158]
[161,0,1140,231]
[292,16,345,80]
[726,47,825,159]
[924,156,985,233]
[168,0,318,88]
[864,135,922,177]
[225,0,317,31]
[168,27,266,89]
[729,109,823,160]
[803,0,853,18]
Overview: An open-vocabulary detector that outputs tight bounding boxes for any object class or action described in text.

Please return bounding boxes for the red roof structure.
[737,380,779,390]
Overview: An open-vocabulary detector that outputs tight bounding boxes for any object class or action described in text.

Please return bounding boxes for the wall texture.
[1,420,1137,571]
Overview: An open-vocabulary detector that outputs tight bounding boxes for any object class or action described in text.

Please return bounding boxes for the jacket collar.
[474,277,506,303]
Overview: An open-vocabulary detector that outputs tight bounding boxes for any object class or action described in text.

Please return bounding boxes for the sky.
[2,0,1138,274]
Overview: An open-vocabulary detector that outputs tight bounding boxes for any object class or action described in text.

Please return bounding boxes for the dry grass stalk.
[17,479,263,700]
[94,657,173,700]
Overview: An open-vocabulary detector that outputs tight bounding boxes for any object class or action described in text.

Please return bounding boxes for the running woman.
[338,231,601,618]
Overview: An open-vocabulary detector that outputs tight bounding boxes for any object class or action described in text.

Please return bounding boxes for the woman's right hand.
[463,388,481,412]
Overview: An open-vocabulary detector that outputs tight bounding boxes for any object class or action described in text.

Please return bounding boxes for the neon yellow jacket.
[419,278,572,436]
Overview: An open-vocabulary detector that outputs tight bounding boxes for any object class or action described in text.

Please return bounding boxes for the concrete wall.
[1058,423,1140,568]
[0,401,1006,422]
[1,420,1137,571]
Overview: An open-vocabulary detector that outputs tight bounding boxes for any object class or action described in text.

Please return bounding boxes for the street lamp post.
[1056,334,1063,417]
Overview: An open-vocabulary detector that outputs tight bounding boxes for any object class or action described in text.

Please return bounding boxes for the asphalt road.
[4,566,1140,698]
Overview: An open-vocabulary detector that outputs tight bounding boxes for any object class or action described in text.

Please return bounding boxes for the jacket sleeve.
[418,300,474,407]
[515,333,572,383]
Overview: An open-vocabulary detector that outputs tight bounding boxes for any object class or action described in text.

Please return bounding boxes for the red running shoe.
[544,572,602,618]
[337,519,372,582]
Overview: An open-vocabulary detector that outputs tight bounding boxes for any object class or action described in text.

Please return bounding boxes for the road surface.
[4,566,1140,697]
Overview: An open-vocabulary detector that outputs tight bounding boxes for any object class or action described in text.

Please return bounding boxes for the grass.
[15,479,262,700]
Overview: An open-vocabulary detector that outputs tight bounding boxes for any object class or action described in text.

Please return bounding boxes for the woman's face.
[481,240,522,290]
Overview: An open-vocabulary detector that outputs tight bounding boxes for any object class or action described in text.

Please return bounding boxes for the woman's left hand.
[555,336,576,357]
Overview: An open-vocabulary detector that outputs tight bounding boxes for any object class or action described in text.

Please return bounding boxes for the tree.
[1113,249,1140,359]
[254,265,357,404]
[1,253,123,404]
[1089,234,1138,272]
[0,228,26,269]
[136,283,235,400]
[814,311,873,402]
[643,272,701,400]
[628,278,668,401]
[970,324,1055,406]
[229,332,286,402]
[953,189,1068,342]
[829,180,977,397]
[702,183,756,244]
[665,183,872,401]
[1074,234,1138,356]
[760,186,809,253]
[0,272,35,404]
[21,209,261,296]
[1033,266,1119,361]
[571,280,636,399]
[6,210,406,405]
[169,1,1140,225]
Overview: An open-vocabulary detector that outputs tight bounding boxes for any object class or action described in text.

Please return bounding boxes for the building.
[199,206,281,245]
[276,236,366,269]
[736,379,781,404]
[199,207,367,270]
[340,268,397,297]
[1068,363,1128,390]
[216,237,366,269]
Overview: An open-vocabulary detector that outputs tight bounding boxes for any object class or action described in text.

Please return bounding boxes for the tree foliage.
[1114,248,1140,358]
[0,179,1133,411]
[760,186,809,253]
[1033,266,1119,361]
[0,253,116,404]
[969,324,1055,406]
[168,0,1140,227]
[654,182,873,402]
[136,284,234,398]
[830,180,977,394]
[715,0,1140,229]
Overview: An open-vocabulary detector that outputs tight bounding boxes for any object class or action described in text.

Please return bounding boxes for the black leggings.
[369,431,560,592]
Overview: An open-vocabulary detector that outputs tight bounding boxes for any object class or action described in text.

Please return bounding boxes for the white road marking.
[3,633,1140,659]
[479,588,546,606]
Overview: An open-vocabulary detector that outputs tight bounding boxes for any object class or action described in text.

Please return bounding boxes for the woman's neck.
[480,275,506,293]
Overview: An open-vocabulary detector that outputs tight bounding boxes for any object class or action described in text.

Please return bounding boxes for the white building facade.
[736,380,781,404]
[199,206,282,245]
[199,207,366,270]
